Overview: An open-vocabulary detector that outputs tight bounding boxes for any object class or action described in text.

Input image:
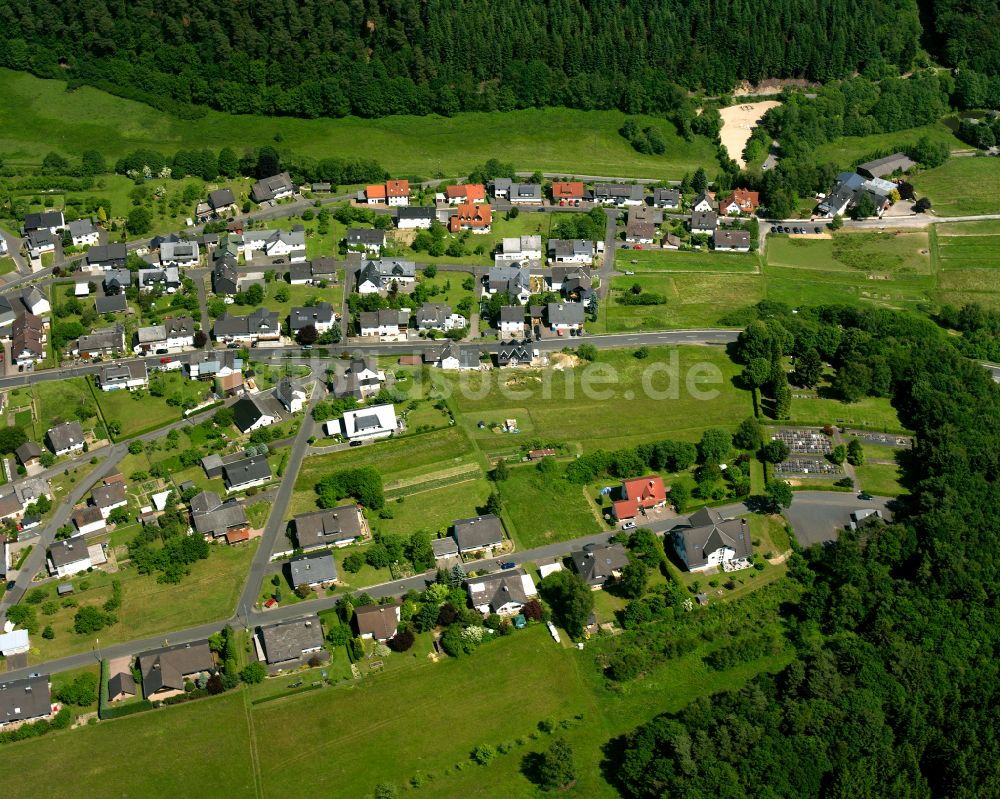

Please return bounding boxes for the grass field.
[855,461,905,496]
[376,477,494,538]
[95,373,211,438]
[498,463,603,549]
[912,157,1000,217]
[789,392,906,432]
[0,69,715,179]
[766,231,931,274]
[811,122,968,168]
[623,247,760,273]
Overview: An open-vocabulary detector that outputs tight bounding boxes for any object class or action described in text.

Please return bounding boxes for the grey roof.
[25,230,56,251]
[67,218,98,239]
[489,265,530,295]
[21,286,47,311]
[76,323,125,353]
[714,229,751,248]
[294,506,364,549]
[690,210,718,230]
[160,240,199,262]
[496,342,532,365]
[418,302,452,326]
[331,357,382,399]
[432,536,460,557]
[499,305,525,323]
[108,671,137,699]
[672,517,752,570]
[625,220,656,240]
[453,514,504,552]
[190,491,248,537]
[359,308,406,330]
[509,182,542,201]
[258,616,325,664]
[85,243,127,266]
[654,188,681,205]
[492,177,513,194]
[95,293,129,314]
[251,172,294,202]
[548,239,593,258]
[213,308,280,338]
[48,538,90,568]
[0,675,51,725]
[857,153,915,179]
[347,228,386,247]
[288,552,337,587]
[98,361,147,388]
[353,602,401,640]
[23,210,63,231]
[357,259,415,289]
[468,569,531,611]
[47,421,85,452]
[274,376,302,409]
[208,188,236,209]
[546,302,585,326]
[0,296,15,325]
[223,456,273,488]
[138,266,181,287]
[594,183,644,201]
[571,543,630,586]
[138,641,215,698]
[212,253,240,294]
[289,302,334,332]
[397,206,436,222]
[103,268,132,293]
[15,441,43,463]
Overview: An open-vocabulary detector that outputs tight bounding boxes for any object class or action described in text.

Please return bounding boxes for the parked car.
[813,226,821,233]
[349,440,363,447]
[500,561,516,570]
[624,269,635,275]
[858,491,873,500]
[622,521,636,530]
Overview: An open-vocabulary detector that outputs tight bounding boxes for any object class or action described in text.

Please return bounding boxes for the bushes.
[702,632,780,671]
[74,605,116,634]
[56,672,98,707]
[315,466,384,510]
[0,709,72,745]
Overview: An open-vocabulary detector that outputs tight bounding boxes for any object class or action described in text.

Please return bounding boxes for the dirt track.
[718,101,780,167]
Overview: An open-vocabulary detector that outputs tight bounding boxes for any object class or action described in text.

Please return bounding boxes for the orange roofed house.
[450,202,492,234]
[364,184,386,205]
[613,475,668,521]
[719,188,760,216]
[386,179,410,207]
[552,181,585,204]
[445,184,486,204]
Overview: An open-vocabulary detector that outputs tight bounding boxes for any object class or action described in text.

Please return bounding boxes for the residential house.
[491,178,512,199]
[714,229,752,252]
[508,182,543,204]
[663,233,681,250]
[364,184,386,204]
[396,206,436,229]
[653,188,681,209]
[251,172,294,203]
[15,442,43,472]
[96,361,148,391]
[134,316,195,355]
[289,302,335,336]
[0,493,23,523]
[425,341,480,370]
[91,478,127,519]
[417,302,466,332]
[856,153,915,180]
[275,377,306,413]
[190,490,249,540]
[690,193,715,213]
[453,514,504,555]
[242,228,306,262]
[0,629,30,657]
[107,672,137,703]
[23,210,64,234]
[94,293,128,314]
[311,182,331,193]
[467,570,538,615]
[223,456,273,492]
[70,323,126,358]
[449,202,492,234]
[432,536,459,559]
[289,256,338,285]
[288,552,337,589]
[20,287,50,316]
[689,211,718,235]
[331,357,384,400]
[10,313,45,367]
[718,188,760,216]
[495,235,543,264]
[46,421,85,456]
[67,218,100,247]
[294,506,367,551]
[257,617,325,669]
[495,341,533,367]
[625,220,656,244]
[232,395,277,433]
[208,187,237,216]
[386,179,410,207]
[72,505,106,536]
[0,297,16,330]
[358,308,408,337]
[612,475,667,520]
[817,171,892,218]
[213,308,280,344]
[0,675,52,729]
[444,184,486,204]
[48,539,92,577]
[487,265,532,304]
[593,183,644,206]
[341,404,397,441]
[546,302,585,332]
[160,240,200,267]
[551,181,585,204]
[548,239,594,264]
[85,243,127,271]
[212,253,241,295]
[137,267,181,293]
[353,602,401,641]
[669,508,752,572]
[498,305,526,339]
[25,230,56,258]
[101,269,131,295]
[571,543,630,589]
[356,259,416,294]
[137,642,216,700]
[187,350,243,380]
[346,228,385,254]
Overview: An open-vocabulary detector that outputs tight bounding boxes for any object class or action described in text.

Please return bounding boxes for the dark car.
[500,561,516,570]
[858,491,873,500]
[770,226,777,233]
[349,440,363,447]
[814,226,821,233]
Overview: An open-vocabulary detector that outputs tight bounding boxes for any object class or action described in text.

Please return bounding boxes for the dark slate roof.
[453,514,504,552]
[232,396,271,432]
[138,641,215,698]
[353,602,401,640]
[672,517,752,570]
[397,206,436,222]
[546,302,585,325]
[48,538,90,568]
[223,456,273,487]
[288,552,337,587]
[0,675,51,725]
[258,616,324,664]
[47,421,85,452]
[108,671,137,698]
[289,302,334,332]
[15,441,43,463]
[294,506,363,549]
[23,210,63,231]
[571,543,630,586]
[190,490,248,537]
[85,243,127,266]
[468,570,531,611]
[95,293,129,314]
[208,188,236,209]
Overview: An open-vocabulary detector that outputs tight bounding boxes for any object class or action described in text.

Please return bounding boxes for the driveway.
[783,491,893,547]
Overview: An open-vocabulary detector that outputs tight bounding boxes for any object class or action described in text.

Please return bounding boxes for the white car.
[622,521,636,530]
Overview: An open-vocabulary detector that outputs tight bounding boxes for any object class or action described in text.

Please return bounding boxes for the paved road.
[0,225,29,274]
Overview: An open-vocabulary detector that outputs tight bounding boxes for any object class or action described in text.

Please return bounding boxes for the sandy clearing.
[718,100,780,168]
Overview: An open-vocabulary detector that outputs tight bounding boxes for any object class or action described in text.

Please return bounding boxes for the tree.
[537,738,576,790]
[80,149,107,176]
[829,214,844,230]
[56,672,98,706]
[74,605,113,634]
[761,440,790,464]
[914,197,932,213]
[217,147,239,177]
[485,492,502,516]
[765,479,793,509]
[577,343,597,361]
[128,440,144,455]
[829,444,847,465]
[540,571,594,638]
[698,428,732,464]
[296,324,318,345]
[847,438,865,466]
[692,167,708,193]
[618,561,649,599]
[670,483,690,513]
[794,348,823,389]
[127,206,152,235]
[634,345,650,359]
[407,530,436,571]
[240,662,266,684]
[492,458,509,482]
[733,416,764,451]
[193,330,208,347]
[6,605,37,634]
[0,426,28,454]
[851,193,878,220]
[273,284,290,303]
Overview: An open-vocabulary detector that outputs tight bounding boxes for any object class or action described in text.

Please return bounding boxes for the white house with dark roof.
[487,265,532,304]
[356,259,416,294]
[48,539,92,577]
[546,302,585,332]
[23,210,64,234]
[288,552,337,589]
[256,616,325,669]
[453,514,504,555]
[223,456,273,492]
[593,183,644,206]
[20,287,50,316]
[358,308,408,337]
[341,404,397,441]
[67,218,100,247]
[347,228,386,254]
[294,506,366,550]
[251,172,294,203]
[548,239,594,264]
[97,361,149,391]
[498,305,526,339]
[467,569,537,615]
[508,183,543,204]
[46,421,85,456]
[0,675,53,729]
[417,302,466,332]
[669,508,752,572]
[274,377,306,413]
[396,206,436,229]
[495,235,543,264]
[653,188,681,209]
[159,240,200,267]
[289,303,335,335]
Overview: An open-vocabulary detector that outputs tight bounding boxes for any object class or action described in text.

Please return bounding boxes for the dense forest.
[608,302,1000,798]
[0,0,925,118]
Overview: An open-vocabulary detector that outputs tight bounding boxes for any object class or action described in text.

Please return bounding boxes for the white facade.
[341,404,397,441]
[691,197,714,213]
[500,319,525,338]
[72,230,101,248]
[0,629,29,656]
[690,545,736,573]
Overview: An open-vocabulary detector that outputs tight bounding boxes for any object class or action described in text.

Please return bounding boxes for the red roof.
[226,528,250,544]
[386,179,409,197]
[449,202,492,233]
[446,183,486,203]
[552,181,584,200]
[613,475,667,519]
[720,188,760,211]
[366,184,386,200]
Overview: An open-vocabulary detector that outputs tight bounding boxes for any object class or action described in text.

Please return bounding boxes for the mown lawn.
[766,231,931,274]
[912,156,1000,217]
[624,247,760,273]
[856,461,905,497]
[29,377,99,440]
[788,392,907,432]
[498,462,603,549]
[95,373,212,438]
[810,121,968,168]
[376,476,494,538]
[0,69,715,178]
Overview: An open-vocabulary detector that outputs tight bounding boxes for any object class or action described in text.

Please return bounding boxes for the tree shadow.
[520,751,545,788]
[599,735,629,794]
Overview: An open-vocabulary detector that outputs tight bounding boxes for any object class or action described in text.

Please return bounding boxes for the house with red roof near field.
[364,184,386,205]
[449,203,492,234]
[445,184,486,204]
[551,181,585,204]
[612,475,668,520]
[386,179,410,206]
[718,188,760,216]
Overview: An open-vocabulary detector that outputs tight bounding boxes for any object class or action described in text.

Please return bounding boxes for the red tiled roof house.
[612,475,668,520]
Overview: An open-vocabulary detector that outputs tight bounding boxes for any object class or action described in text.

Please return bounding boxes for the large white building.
[339,404,398,441]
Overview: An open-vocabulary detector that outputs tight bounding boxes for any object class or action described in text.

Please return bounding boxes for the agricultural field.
[622,247,760,273]
[931,220,1000,308]
[912,157,1000,217]
[766,231,932,274]
[0,69,715,179]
